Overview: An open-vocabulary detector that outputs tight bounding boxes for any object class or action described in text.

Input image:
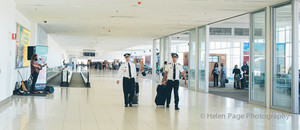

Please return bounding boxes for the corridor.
[0,70,299,130]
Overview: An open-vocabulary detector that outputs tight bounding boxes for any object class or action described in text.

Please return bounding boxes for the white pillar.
[152,39,156,81]
[195,27,199,91]
[292,0,299,113]
[160,38,164,81]
[160,38,164,66]
[164,36,171,63]
[205,25,210,93]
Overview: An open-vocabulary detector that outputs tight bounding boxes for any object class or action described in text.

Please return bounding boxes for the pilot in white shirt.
[162,53,187,110]
[117,53,136,107]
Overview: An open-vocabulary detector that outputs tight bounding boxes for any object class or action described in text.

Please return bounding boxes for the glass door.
[250,10,266,104]
[272,3,292,111]
[189,29,196,89]
[198,27,206,91]
[154,39,161,82]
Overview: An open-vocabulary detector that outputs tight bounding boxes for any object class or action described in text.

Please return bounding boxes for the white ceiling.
[16,0,286,57]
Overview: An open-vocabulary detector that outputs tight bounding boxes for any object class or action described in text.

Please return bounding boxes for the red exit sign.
[12,33,16,40]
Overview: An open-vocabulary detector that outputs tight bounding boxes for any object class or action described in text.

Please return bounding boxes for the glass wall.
[250,10,266,104]
[154,39,161,82]
[209,41,243,79]
[168,32,190,87]
[189,29,196,89]
[169,32,189,66]
[272,3,292,110]
[198,27,206,91]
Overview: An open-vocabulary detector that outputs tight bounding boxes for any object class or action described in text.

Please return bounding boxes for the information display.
[35,46,48,90]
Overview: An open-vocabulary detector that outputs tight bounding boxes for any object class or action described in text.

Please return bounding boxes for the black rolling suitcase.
[132,82,139,104]
[155,84,167,106]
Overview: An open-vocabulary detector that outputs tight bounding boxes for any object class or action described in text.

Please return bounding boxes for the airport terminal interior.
[1,0,300,130]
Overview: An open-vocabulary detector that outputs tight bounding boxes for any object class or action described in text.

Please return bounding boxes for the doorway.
[208,14,250,102]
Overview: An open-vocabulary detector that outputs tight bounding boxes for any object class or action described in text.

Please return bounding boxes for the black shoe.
[166,104,169,108]
[125,104,128,107]
[175,107,180,110]
[129,102,132,107]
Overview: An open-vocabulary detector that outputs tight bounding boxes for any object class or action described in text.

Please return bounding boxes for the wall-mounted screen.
[83,52,95,57]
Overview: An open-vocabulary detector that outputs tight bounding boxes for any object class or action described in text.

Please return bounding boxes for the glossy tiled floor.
[0,70,300,130]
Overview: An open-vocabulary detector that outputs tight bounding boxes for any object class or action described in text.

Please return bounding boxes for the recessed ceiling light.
[33,4,46,7]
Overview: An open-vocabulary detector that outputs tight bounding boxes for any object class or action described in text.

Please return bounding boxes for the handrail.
[47,66,63,81]
[80,66,90,87]
[60,67,73,87]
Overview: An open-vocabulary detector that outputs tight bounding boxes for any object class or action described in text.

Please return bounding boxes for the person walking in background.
[117,53,136,107]
[156,62,160,74]
[104,61,107,70]
[241,62,249,88]
[87,61,90,69]
[136,61,140,76]
[102,62,105,70]
[99,62,102,70]
[90,61,93,69]
[233,65,242,89]
[116,61,120,70]
[220,63,226,87]
[241,62,249,75]
[211,63,220,87]
[140,59,144,72]
[161,61,168,77]
[30,54,47,94]
[109,62,112,70]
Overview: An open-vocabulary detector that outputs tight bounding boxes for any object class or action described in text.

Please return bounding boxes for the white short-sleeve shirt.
[165,62,184,80]
[117,62,136,80]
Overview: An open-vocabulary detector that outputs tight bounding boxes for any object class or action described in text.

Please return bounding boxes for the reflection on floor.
[209,86,248,102]
[209,81,249,102]
[0,70,299,130]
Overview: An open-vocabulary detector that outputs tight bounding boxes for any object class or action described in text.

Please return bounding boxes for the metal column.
[292,0,299,113]
[195,27,199,91]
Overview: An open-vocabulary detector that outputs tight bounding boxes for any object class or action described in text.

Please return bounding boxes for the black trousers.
[166,80,179,106]
[123,77,135,105]
[31,72,39,92]
[213,73,219,87]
